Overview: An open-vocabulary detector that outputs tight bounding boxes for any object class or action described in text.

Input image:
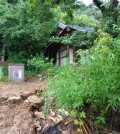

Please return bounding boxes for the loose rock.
[58,109,69,116]
[0,95,8,103]
[34,111,46,119]
[27,95,44,106]
[49,115,63,123]
[50,109,56,116]
[20,89,38,100]
[5,96,21,104]
[34,121,40,129]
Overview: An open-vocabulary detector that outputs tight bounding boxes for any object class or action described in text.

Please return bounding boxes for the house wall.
[56,46,67,66]
[56,45,74,66]
[69,48,74,64]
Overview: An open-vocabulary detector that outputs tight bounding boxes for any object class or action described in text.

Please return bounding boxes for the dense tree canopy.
[0,0,119,62]
[0,0,57,58]
[29,0,120,34]
[0,0,119,63]
[93,0,120,36]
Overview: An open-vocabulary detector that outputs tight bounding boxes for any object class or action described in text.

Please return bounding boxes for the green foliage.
[73,14,99,27]
[50,30,98,48]
[25,70,37,79]
[93,0,120,36]
[0,75,8,82]
[0,65,8,82]
[29,0,86,24]
[8,52,28,64]
[45,30,120,128]
[46,64,80,109]
[27,54,53,79]
[72,4,102,28]
[0,0,57,57]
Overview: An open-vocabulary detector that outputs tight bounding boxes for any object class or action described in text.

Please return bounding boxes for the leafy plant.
[0,0,57,58]
[45,30,120,130]
[50,30,98,48]
[0,65,8,82]
[27,54,53,79]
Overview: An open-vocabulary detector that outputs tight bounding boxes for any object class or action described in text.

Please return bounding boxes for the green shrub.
[25,70,37,79]
[0,65,8,82]
[8,52,28,64]
[45,31,120,129]
[27,54,53,79]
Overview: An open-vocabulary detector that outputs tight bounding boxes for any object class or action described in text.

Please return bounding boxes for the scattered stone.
[36,126,42,132]
[34,118,44,133]
[30,103,40,111]
[23,99,29,105]
[34,121,40,129]
[27,95,44,106]
[27,95,44,111]
[50,109,56,116]
[5,96,21,104]
[58,109,69,116]
[20,91,33,99]
[0,95,8,103]
[34,111,46,119]
[49,115,63,123]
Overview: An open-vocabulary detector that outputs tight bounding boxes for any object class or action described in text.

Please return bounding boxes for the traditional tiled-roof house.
[45,22,93,66]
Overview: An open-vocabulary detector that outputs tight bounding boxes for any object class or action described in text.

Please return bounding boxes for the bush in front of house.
[27,54,53,79]
[45,30,120,132]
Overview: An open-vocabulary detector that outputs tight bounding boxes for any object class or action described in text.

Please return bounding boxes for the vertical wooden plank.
[69,47,74,64]
[73,46,75,63]
[58,45,61,66]
[66,46,69,58]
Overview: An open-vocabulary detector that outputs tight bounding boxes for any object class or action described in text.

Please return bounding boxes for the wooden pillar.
[66,46,69,58]
[69,47,74,64]
[58,45,60,66]
[73,46,75,63]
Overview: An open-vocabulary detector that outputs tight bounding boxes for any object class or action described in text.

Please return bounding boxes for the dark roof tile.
[58,22,94,32]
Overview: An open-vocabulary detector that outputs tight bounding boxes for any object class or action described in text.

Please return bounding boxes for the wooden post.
[66,46,69,58]
[73,46,75,63]
[58,45,61,66]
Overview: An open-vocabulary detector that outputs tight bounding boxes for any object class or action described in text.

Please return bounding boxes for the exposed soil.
[0,78,47,134]
[0,104,34,134]
[0,78,46,98]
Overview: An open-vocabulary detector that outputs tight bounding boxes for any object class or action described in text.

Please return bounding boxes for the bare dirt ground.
[0,78,46,98]
[0,78,47,134]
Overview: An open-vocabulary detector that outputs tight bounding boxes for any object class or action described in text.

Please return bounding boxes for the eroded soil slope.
[0,78,47,134]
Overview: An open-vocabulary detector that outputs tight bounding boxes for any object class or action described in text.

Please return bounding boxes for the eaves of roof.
[58,22,94,32]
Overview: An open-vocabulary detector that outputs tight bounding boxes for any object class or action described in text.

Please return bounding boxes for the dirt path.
[0,78,47,134]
